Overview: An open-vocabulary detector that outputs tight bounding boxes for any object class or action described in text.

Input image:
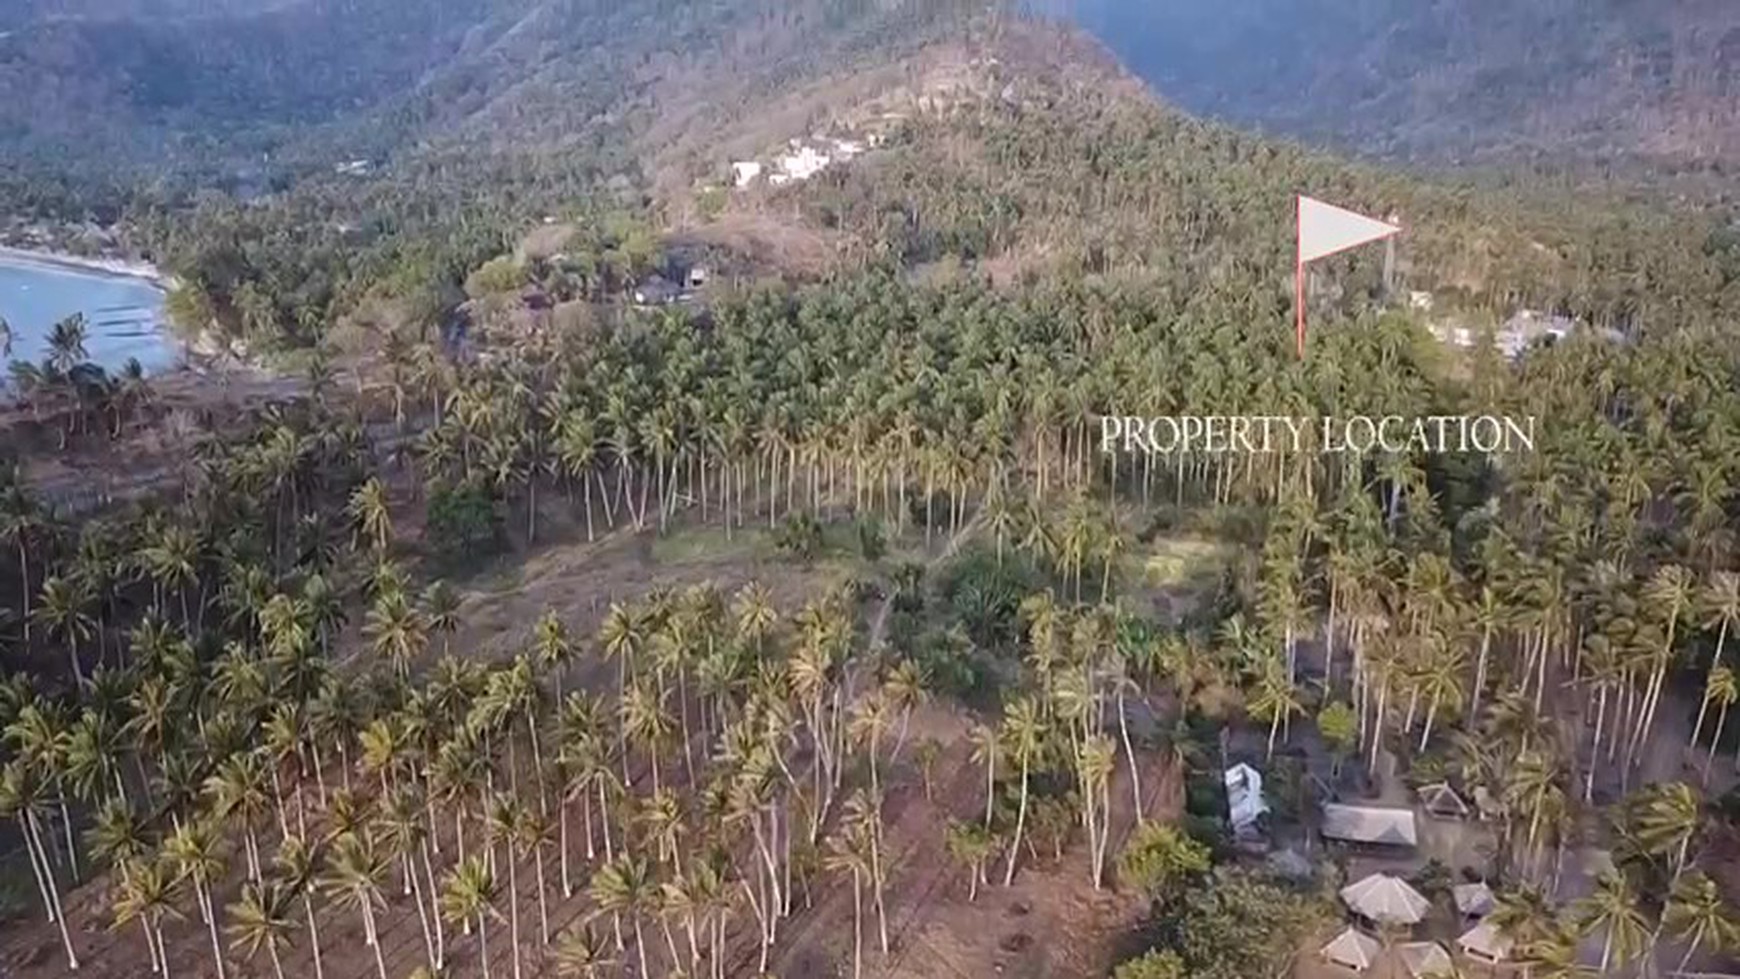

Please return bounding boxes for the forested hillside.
[1052,0,1740,168]
[0,0,981,196]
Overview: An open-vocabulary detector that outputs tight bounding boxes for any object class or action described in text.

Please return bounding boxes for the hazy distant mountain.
[1053,0,1740,168]
[0,0,979,214]
[0,0,289,28]
[5,0,1737,205]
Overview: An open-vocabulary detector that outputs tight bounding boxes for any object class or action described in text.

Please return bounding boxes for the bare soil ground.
[6,365,308,514]
[759,707,1181,979]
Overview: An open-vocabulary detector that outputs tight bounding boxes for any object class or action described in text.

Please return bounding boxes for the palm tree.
[1665,870,1739,973]
[1634,781,1703,881]
[944,820,997,901]
[848,691,894,792]
[968,721,998,828]
[1696,663,1737,781]
[1516,918,1590,979]
[484,793,530,979]
[205,750,273,883]
[1,760,77,969]
[441,856,501,979]
[422,579,462,657]
[0,485,45,642]
[590,854,658,978]
[1001,695,1044,886]
[136,522,200,625]
[35,575,94,685]
[365,589,428,678]
[533,607,577,699]
[1248,658,1303,759]
[1703,569,1740,669]
[514,805,555,948]
[1632,564,1695,762]
[1491,882,1556,963]
[1572,870,1650,975]
[112,857,182,976]
[227,881,298,979]
[349,476,393,553]
[166,817,229,979]
[46,313,89,372]
[320,832,391,979]
[553,924,618,978]
[273,835,326,979]
[824,821,874,979]
[380,786,441,971]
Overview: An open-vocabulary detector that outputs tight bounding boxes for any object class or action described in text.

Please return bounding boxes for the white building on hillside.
[1224,763,1269,836]
[732,162,763,187]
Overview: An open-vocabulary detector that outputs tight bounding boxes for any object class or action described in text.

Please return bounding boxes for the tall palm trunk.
[849,867,864,979]
[1003,752,1030,886]
[199,880,227,979]
[533,844,550,945]
[1117,687,1143,822]
[508,845,522,979]
[362,899,387,979]
[302,892,325,979]
[478,911,492,979]
[1470,625,1493,722]
[1707,702,1731,783]
[19,813,54,923]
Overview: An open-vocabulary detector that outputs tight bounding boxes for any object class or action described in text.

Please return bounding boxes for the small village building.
[1452,881,1494,919]
[1417,781,1471,820]
[732,161,762,187]
[1497,309,1580,358]
[1396,941,1456,979]
[1320,927,1382,973]
[1224,763,1269,836]
[1457,920,1513,965]
[1339,873,1430,927]
[1321,803,1419,848]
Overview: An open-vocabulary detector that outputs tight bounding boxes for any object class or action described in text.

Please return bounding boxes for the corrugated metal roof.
[1321,803,1418,846]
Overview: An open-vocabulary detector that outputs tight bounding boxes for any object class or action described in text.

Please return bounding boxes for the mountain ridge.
[1053,0,1740,170]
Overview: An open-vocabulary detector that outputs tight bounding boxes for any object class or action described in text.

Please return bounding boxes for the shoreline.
[0,245,168,291]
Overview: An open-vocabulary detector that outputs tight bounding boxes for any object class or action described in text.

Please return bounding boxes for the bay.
[0,254,178,375]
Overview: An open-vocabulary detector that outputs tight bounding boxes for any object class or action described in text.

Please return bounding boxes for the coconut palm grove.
[1,2,1740,978]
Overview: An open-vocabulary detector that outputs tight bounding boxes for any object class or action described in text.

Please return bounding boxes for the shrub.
[464,255,527,298]
[856,515,886,561]
[1116,822,1211,905]
[775,511,824,562]
[1113,950,1186,979]
[425,481,501,561]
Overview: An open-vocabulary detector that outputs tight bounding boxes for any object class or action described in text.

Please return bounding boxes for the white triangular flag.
[1297,196,1401,264]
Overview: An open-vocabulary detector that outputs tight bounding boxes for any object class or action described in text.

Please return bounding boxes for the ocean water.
[0,257,178,375]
